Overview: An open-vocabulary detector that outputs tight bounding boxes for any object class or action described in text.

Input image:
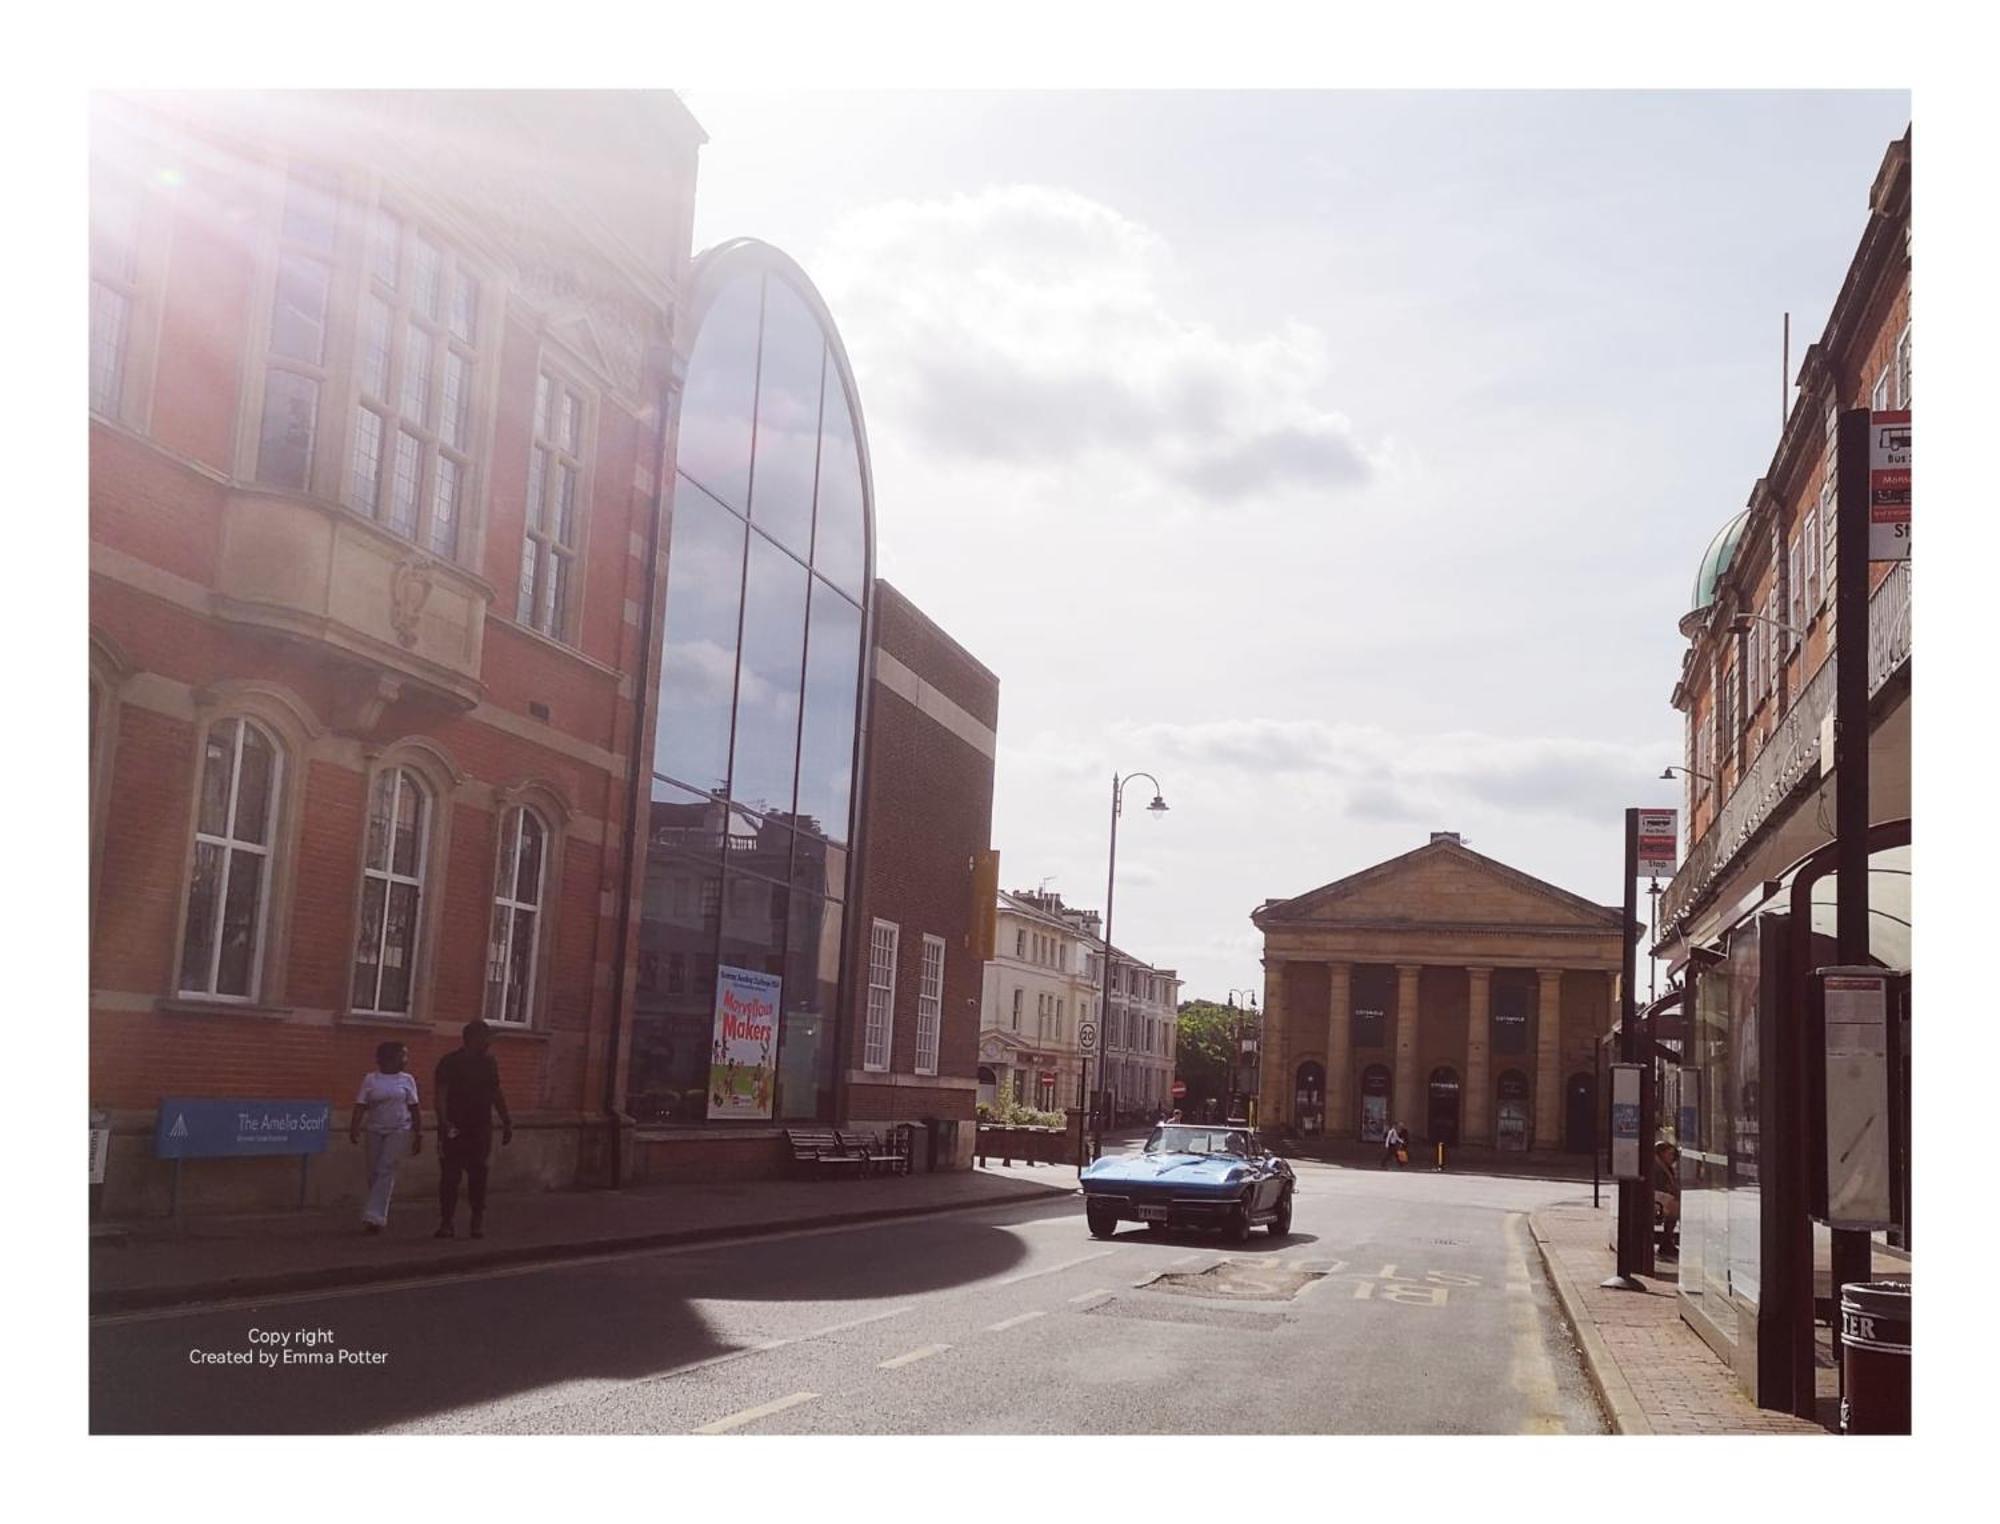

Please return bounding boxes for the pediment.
[1257,840,1621,933]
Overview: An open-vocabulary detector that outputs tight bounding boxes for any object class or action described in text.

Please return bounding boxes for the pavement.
[90,1153,1604,1434]
[1529,1199,1829,1435]
[89,1159,1084,1316]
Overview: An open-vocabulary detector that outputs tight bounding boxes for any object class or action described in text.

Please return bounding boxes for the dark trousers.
[440,1125,492,1221]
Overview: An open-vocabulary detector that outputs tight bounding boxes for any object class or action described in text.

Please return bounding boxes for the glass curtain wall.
[632,259,870,1124]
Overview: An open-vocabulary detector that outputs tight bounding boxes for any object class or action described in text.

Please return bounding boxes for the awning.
[1708,841,1910,971]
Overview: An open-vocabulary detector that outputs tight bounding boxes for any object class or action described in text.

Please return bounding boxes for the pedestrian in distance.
[349,1041,422,1234]
[434,1020,513,1240]
[1394,1122,1411,1168]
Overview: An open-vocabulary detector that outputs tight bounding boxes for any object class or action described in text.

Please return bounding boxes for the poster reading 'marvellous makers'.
[709,965,781,1120]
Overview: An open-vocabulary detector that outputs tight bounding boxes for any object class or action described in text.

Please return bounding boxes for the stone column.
[1464,966,1493,1147]
[1393,964,1423,1134]
[1325,961,1353,1137]
[1258,958,1287,1128]
[1534,968,1564,1150]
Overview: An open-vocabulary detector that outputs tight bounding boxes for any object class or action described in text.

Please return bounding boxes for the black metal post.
[1593,1037,1602,1211]
[1607,807,1644,1287]
[1093,773,1121,1166]
[1830,408,1876,1314]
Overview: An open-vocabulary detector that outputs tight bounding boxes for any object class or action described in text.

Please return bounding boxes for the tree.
[1174,1000,1241,1113]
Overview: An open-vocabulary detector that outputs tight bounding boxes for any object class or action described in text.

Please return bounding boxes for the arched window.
[485,806,548,1026]
[352,766,430,1014]
[179,717,283,1000]
[635,241,875,1126]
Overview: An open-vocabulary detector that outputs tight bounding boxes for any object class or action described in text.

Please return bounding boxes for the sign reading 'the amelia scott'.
[154,1098,332,1159]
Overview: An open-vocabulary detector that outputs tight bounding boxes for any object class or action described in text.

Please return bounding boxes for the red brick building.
[88,91,997,1213]
[841,582,999,1166]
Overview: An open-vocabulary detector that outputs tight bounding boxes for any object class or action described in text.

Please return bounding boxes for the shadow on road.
[91,1215,1037,1434]
[1093,1228,1323,1254]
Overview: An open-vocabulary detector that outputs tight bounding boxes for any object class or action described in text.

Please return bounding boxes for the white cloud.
[1123,716,1662,824]
[814,185,1375,510]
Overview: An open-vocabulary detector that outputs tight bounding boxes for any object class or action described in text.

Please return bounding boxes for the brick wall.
[87,93,699,1211]
[842,581,998,1131]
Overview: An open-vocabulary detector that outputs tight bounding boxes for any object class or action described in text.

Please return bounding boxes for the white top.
[356,1071,419,1132]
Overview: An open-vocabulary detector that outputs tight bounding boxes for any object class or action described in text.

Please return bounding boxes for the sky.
[677,89,1910,1002]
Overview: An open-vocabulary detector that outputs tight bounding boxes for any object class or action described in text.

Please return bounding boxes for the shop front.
[1670,831,1909,1413]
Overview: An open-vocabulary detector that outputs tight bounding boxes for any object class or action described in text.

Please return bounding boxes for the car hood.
[1083,1151,1252,1186]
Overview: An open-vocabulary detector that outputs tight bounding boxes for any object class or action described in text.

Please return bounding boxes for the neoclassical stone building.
[1251,834,1630,1152]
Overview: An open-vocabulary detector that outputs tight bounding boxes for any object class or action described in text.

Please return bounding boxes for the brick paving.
[1531,1200,1828,1435]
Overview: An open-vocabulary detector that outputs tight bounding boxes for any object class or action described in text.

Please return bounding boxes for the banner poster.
[709,965,781,1120]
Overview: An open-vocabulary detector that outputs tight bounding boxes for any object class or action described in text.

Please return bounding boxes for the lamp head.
[1660,767,1677,780]
[1146,794,1169,816]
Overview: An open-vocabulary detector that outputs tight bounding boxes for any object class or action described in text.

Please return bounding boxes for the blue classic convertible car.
[1080,1123,1295,1241]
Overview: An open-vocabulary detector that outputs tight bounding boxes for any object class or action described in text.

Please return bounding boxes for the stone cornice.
[1253,837,1622,932]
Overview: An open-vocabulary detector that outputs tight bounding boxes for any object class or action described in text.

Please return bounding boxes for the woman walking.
[350,1041,422,1233]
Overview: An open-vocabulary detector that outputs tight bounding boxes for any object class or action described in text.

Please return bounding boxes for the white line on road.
[983,1311,1047,1333]
[691,1390,819,1434]
[1066,1288,1115,1306]
[993,1249,1114,1287]
[877,1343,952,1370]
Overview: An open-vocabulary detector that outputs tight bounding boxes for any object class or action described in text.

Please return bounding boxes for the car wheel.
[1145,1220,1170,1235]
[1086,1204,1118,1240]
[1267,1187,1294,1238]
[1226,1198,1253,1244]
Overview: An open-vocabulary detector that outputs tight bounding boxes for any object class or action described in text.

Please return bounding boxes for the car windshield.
[1145,1125,1253,1157]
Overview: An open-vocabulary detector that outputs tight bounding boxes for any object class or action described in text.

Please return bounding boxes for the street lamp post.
[1226,987,1258,1122]
[1081,771,1168,1170]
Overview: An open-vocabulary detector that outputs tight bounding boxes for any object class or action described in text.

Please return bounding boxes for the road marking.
[1067,1288,1115,1307]
[381,1303,915,1434]
[691,1390,818,1434]
[878,1343,951,1370]
[983,1310,1047,1333]
[994,1250,1114,1287]
[1503,1211,1572,1434]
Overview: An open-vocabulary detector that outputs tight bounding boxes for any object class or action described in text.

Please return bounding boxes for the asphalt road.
[90,1157,1606,1434]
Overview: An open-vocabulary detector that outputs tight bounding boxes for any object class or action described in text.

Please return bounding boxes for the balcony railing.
[1659,560,1910,935]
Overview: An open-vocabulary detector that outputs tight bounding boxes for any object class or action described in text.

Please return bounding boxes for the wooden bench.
[786,1127,866,1180]
[838,1126,912,1178]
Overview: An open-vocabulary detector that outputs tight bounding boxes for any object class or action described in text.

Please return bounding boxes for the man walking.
[435,1020,513,1239]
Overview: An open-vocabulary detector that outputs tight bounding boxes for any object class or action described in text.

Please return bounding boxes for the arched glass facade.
[631,244,873,1125]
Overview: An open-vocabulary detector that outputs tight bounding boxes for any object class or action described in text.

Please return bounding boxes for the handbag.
[1396,1147,1409,1164]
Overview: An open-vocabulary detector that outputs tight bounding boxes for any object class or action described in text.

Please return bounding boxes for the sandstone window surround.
[243,160,498,576]
[484,797,561,1029]
[163,683,322,1015]
[178,716,285,1004]
[345,740,463,1024]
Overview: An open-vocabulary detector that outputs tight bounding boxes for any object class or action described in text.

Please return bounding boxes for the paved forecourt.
[91,1158,1603,1435]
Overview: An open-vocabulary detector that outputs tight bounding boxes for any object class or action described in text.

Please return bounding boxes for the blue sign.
[154,1098,331,1159]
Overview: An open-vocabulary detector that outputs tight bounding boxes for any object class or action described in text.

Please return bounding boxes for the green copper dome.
[1691,509,1752,614]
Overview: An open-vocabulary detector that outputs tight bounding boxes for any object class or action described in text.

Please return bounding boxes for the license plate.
[1137,1205,1169,1221]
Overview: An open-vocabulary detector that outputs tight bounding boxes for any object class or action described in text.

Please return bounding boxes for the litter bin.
[1839,1280,1910,1434]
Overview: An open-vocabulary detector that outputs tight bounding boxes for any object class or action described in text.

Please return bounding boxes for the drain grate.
[1141,1261,1322,1302]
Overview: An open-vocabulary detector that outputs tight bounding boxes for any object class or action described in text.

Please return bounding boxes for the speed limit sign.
[1078,1022,1098,1053]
